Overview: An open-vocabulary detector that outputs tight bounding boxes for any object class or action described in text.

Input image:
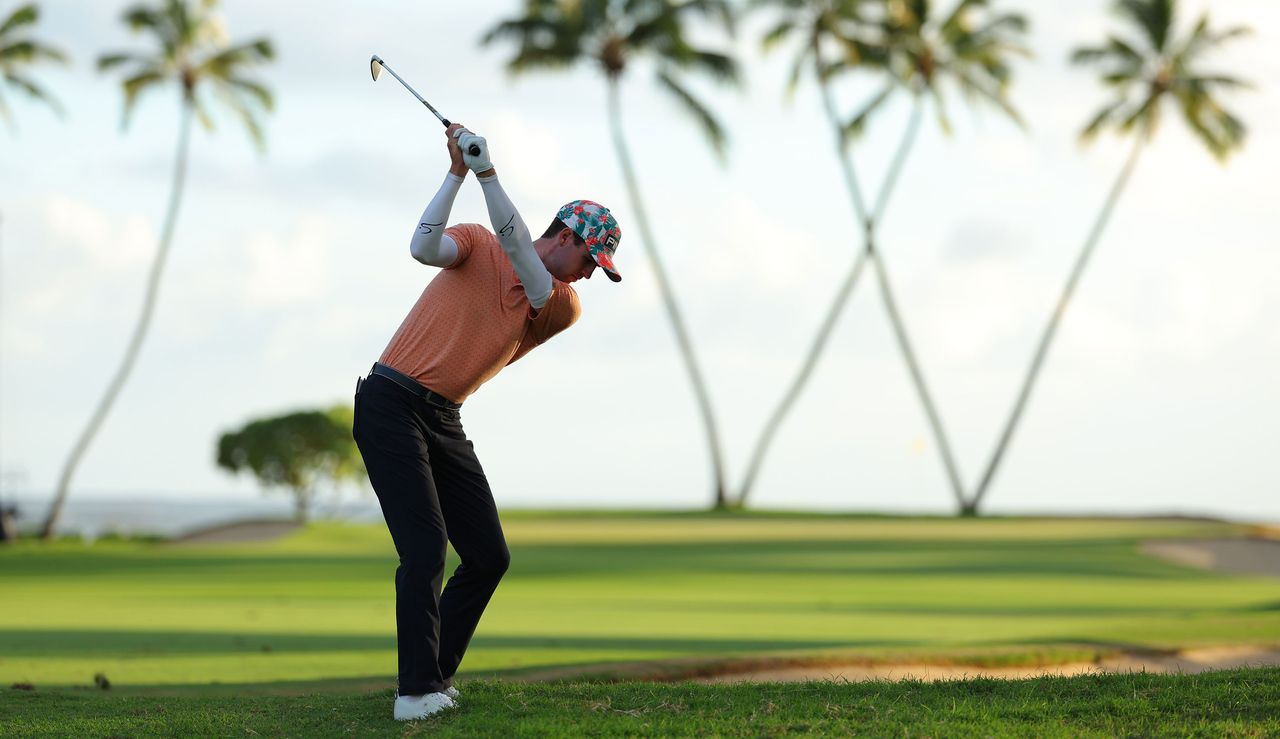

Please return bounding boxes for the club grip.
[441,118,482,156]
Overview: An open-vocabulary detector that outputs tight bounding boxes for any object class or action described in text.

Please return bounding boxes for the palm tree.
[740,0,1028,510]
[2,3,65,539]
[483,0,741,508]
[40,0,274,539]
[965,0,1250,516]
[0,3,67,130]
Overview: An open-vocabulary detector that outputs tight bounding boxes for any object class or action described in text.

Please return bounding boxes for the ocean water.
[2,494,384,540]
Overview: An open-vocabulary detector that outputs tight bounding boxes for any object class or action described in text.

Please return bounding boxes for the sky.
[1,0,1277,522]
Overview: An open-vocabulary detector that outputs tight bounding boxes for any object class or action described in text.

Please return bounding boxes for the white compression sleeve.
[408,173,463,267]
[477,173,554,309]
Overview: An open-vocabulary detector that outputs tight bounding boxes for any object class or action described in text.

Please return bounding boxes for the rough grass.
[3,669,1277,737]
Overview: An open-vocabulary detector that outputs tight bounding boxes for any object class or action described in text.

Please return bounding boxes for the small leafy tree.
[216,406,364,523]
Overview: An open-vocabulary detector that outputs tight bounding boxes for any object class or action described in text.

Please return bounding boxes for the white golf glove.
[453,128,493,174]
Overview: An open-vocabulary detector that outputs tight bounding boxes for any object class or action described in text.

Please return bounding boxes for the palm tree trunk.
[734,88,926,507]
[868,238,967,510]
[735,70,873,507]
[965,133,1147,516]
[861,91,967,511]
[40,101,194,539]
[605,77,729,509]
[736,249,870,503]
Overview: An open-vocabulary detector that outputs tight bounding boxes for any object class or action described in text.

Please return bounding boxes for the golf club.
[370,54,481,157]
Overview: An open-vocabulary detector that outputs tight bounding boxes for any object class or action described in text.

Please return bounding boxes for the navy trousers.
[353,372,510,696]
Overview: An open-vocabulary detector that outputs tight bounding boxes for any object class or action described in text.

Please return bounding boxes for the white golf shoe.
[393,691,456,721]
[444,686,460,700]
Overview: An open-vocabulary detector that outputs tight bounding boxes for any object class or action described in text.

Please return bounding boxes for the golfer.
[353,123,622,721]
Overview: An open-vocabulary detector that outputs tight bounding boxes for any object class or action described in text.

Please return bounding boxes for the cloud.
[7,195,157,361]
[239,216,336,308]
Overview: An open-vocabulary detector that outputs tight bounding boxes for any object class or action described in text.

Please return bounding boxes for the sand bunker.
[691,646,1280,683]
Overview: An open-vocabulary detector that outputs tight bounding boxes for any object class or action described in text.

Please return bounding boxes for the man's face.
[545,229,598,284]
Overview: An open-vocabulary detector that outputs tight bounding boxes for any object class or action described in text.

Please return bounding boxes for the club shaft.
[378,61,448,126]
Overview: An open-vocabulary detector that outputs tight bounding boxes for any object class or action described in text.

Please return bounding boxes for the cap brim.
[592,251,622,282]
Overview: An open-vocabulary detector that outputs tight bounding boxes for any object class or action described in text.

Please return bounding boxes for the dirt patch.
[168,519,301,545]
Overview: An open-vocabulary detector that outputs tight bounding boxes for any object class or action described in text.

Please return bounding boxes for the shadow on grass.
[1,538,1221,583]
[0,629,889,658]
[0,629,397,657]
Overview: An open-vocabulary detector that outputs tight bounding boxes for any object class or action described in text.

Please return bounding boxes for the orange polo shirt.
[378,223,581,404]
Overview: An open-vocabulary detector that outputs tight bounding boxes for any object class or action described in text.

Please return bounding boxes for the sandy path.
[168,519,301,545]
[1140,538,1280,578]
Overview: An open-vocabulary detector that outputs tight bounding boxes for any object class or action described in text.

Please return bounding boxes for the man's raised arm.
[407,172,463,267]
[452,125,554,310]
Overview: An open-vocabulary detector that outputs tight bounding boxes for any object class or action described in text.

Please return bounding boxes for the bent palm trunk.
[966,133,1147,515]
[606,78,729,509]
[41,102,194,539]
[861,96,967,511]
[869,240,967,510]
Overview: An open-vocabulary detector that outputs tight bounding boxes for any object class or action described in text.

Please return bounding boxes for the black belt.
[369,363,462,409]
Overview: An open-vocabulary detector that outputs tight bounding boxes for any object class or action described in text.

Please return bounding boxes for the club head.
[370,54,384,82]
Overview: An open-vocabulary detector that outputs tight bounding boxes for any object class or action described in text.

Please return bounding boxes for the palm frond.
[1179,14,1252,61]
[196,37,273,79]
[677,0,736,34]
[97,52,154,72]
[119,68,166,129]
[225,75,273,113]
[191,92,216,132]
[761,18,795,52]
[1119,88,1159,136]
[1116,0,1172,53]
[844,83,895,139]
[480,17,559,46]
[1079,96,1127,142]
[213,79,266,151]
[3,71,63,116]
[122,5,163,34]
[1175,90,1244,162]
[0,40,69,65]
[1180,74,1252,92]
[940,0,987,44]
[0,4,38,37]
[655,67,727,160]
[670,49,740,85]
[482,15,582,75]
[952,66,1023,127]
[1072,38,1143,78]
[928,79,953,136]
[1100,68,1141,88]
[784,43,811,97]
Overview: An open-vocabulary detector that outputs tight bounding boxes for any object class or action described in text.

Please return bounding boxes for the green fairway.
[2,514,1278,691]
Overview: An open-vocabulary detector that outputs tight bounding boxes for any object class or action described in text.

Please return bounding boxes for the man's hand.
[445,123,468,177]
[454,129,495,176]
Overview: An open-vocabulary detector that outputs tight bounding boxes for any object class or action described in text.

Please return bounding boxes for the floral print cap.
[557,199,622,283]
